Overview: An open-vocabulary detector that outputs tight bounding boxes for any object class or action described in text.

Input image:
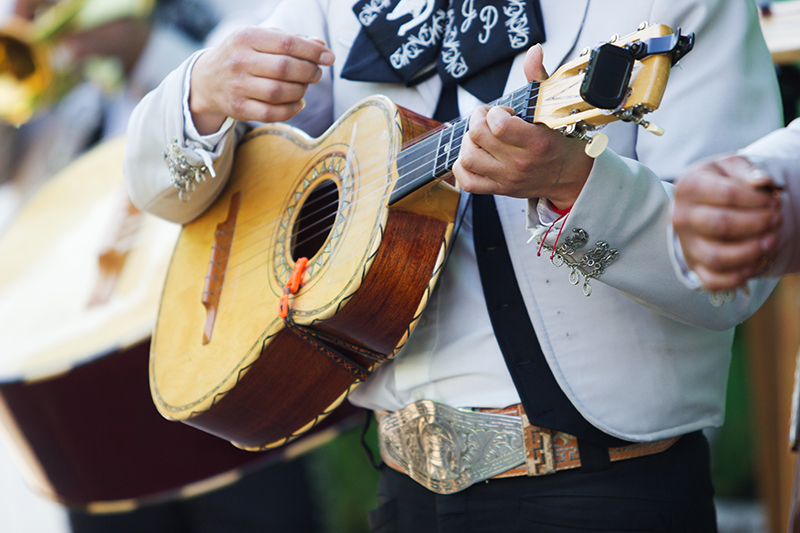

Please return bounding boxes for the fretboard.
[388,80,539,205]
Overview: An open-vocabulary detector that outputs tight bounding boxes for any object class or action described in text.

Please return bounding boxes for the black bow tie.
[342,0,545,103]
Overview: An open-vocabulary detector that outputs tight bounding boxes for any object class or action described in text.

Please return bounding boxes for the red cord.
[536,203,572,258]
[550,202,572,216]
[278,257,309,319]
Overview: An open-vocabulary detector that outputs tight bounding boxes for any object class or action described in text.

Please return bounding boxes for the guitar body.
[0,138,358,511]
[152,96,460,450]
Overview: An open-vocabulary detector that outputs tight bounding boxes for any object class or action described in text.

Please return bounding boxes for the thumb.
[523,43,549,82]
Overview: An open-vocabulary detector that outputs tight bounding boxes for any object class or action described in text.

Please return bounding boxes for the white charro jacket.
[124,0,782,441]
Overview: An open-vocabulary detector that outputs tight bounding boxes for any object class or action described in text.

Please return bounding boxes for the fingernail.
[299,98,307,111]
[320,51,335,65]
[486,107,500,130]
[760,234,776,252]
[747,166,770,181]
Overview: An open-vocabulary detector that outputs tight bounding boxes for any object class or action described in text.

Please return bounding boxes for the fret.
[522,81,539,123]
[388,133,440,205]
[447,117,468,169]
[389,81,538,205]
[434,125,453,179]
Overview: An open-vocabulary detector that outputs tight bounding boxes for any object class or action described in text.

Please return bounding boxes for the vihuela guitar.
[150,24,694,451]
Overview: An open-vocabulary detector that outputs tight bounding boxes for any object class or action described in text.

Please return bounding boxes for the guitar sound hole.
[292,179,339,261]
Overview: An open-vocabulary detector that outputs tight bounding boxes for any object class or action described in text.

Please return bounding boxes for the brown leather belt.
[484,404,679,478]
[376,401,679,494]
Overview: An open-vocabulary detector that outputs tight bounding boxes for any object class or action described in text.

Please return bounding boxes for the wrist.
[189,57,227,135]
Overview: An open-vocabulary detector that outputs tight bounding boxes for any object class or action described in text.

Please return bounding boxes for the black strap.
[472,193,630,454]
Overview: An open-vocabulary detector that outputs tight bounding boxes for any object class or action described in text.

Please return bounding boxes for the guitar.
[151,24,693,450]
[0,138,358,511]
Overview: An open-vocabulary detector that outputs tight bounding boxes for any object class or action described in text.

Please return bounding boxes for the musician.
[671,118,800,291]
[124,0,782,530]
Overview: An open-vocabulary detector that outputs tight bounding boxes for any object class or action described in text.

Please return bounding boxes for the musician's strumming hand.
[452,44,593,210]
[672,155,783,292]
[189,27,335,135]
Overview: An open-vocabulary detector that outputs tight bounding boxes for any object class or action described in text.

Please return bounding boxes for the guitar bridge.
[202,191,241,345]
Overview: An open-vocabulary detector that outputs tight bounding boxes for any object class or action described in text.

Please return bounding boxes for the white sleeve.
[123,0,334,224]
[739,119,800,277]
[123,51,241,224]
[530,0,783,330]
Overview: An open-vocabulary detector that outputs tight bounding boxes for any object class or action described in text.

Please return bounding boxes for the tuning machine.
[614,105,664,136]
[584,133,609,158]
[557,122,609,159]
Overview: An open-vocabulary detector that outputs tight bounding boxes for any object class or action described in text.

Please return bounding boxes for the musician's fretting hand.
[189,26,335,135]
[672,155,783,291]
[453,44,593,210]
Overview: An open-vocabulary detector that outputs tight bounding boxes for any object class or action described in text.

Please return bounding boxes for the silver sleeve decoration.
[540,228,619,296]
[163,138,211,202]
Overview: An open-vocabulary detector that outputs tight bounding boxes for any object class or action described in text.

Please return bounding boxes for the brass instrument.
[0,0,154,125]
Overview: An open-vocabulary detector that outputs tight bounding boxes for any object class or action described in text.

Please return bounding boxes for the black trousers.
[367,431,717,533]
[68,457,322,533]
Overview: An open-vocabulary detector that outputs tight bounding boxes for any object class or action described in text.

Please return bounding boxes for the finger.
[452,158,499,195]
[692,264,752,293]
[714,157,783,195]
[673,203,782,241]
[674,169,781,210]
[683,232,777,273]
[235,76,309,107]
[454,126,502,188]
[465,106,528,161]
[243,27,335,66]
[226,97,306,124]
[484,106,535,148]
[523,43,549,82]
[246,50,325,85]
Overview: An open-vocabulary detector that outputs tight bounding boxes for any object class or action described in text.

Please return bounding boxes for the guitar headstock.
[531,23,694,156]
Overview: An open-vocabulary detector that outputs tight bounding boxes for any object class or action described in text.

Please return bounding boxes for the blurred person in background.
[0,1,328,532]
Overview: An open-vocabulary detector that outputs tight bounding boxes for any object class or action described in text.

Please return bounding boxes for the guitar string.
[270,69,637,257]
[211,79,593,289]
[214,81,596,289]
[56,76,586,307]
[215,75,579,248]
[216,85,543,270]
[220,77,589,269]
[99,74,581,285]
[278,78,589,253]
[219,76,581,267]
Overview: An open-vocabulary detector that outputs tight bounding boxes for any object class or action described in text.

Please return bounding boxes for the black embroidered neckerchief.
[342,0,545,103]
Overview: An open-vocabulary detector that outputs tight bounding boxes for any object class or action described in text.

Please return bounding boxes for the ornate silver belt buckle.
[378,400,526,494]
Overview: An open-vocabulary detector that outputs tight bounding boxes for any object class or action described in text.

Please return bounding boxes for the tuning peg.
[640,120,664,136]
[584,133,609,158]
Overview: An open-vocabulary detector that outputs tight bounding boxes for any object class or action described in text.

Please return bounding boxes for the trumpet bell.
[0,18,55,125]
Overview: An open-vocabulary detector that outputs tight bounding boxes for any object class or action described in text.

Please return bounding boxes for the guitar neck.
[388,81,539,205]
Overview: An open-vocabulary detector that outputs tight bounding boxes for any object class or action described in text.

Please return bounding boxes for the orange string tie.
[278,257,310,319]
